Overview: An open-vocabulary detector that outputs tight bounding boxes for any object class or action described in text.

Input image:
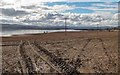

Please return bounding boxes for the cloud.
[23,4,76,14]
[1,0,118,5]
[67,0,100,2]
[0,1,118,28]
[78,2,118,14]
[80,2,118,11]
[49,5,75,12]
[1,0,118,8]
[17,12,118,27]
[1,8,29,16]
[81,7,118,11]
[2,0,101,4]
[92,2,118,8]
[112,13,120,20]
[21,5,36,9]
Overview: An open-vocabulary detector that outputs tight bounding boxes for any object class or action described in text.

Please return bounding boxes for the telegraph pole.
[65,18,67,36]
[97,24,99,38]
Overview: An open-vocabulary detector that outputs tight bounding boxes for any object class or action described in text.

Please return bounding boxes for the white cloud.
[1,1,118,27]
[112,13,120,20]
[1,11,118,27]
[92,3,118,8]
[81,6,118,11]
[1,0,118,8]
[94,11,114,18]
[80,2,118,12]
[48,5,75,12]
[2,0,101,4]
[67,0,100,2]
[15,12,118,27]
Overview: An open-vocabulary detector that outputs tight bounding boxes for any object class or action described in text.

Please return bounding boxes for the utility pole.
[65,18,67,36]
[97,24,99,31]
[96,24,99,38]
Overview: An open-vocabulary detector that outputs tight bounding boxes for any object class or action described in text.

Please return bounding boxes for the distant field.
[2,31,118,74]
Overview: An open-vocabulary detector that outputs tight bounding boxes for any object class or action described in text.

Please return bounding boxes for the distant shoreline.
[1,29,82,37]
[1,29,119,37]
[1,31,118,42]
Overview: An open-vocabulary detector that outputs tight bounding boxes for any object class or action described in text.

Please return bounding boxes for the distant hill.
[1,23,119,31]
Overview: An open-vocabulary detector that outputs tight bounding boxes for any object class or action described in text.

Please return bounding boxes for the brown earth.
[1,31,119,74]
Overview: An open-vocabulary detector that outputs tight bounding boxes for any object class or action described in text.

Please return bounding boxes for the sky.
[0,0,119,28]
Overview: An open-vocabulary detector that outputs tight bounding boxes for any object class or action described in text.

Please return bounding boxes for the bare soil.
[1,31,118,74]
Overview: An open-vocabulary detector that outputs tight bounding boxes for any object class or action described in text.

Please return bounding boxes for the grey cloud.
[1,8,29,16]
[34,6,50,10]
[21,5,50,10]
[21,5,36,9]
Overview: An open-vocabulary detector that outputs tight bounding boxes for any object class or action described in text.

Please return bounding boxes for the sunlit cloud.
[0,1,118,27]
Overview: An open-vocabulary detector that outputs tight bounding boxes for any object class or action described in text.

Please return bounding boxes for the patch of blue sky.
[96,6,117,9]
[97,10,118,13]
[45,2,118,14]
[45,2,118,9]
[65,8,94,14]
[100,0,119,2]
[45,2,104,7]
[45,2,66,6]
[66,2,95,7]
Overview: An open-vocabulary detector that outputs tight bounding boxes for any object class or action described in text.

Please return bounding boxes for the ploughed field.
[2,31,118,74]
